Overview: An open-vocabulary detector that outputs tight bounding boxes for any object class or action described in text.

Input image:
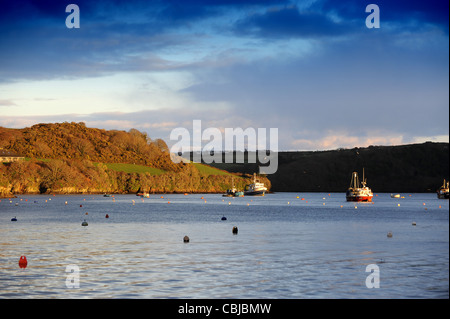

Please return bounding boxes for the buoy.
[105,214,109,218]
[232,226,238,235]
[11,217,17,222]
[82,220,88,226]
[221,216,227,221]
[80,205,83,207]
[387,231,393,238]
[19,256,27,269]
[412,221,416,226]
[183,235,189,243]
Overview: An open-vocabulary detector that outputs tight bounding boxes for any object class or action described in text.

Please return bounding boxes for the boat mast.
[362,168,366,187]
[350,172,359,189]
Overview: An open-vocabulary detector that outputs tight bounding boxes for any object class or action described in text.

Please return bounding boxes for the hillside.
[0,122,269,197]
[203,142,449,193]
[0,122,179,171]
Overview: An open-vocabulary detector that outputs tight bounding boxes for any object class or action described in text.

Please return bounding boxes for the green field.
[24,157,233,177]
[103,163,167,175]
[192,163,232,176]
[105,162,231,176]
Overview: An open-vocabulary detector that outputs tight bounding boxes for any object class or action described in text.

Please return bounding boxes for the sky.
[0,0,448,151]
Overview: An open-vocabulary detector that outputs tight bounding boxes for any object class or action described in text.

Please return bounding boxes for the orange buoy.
[19,256,27,269]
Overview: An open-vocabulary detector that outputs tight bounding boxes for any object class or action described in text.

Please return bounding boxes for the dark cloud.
[318,0,449,32]
[234,5,351,38]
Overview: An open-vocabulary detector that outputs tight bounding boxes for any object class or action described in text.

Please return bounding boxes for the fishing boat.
[346,169,373,202]
[244,173,267,196]
[223,188,244,197]
[437,179,449,199]
[223,178,244,197]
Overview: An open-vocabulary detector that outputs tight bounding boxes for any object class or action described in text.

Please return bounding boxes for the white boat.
[244,173,267,196]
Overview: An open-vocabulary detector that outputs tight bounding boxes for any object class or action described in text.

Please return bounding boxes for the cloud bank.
[0,0,448,150]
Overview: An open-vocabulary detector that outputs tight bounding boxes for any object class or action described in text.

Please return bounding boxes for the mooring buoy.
[19,256,27,269]
[232,226,238,235]
[183,235,190,243]
[82,220,88,226]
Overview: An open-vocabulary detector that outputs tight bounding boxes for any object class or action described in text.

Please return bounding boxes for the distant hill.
[0,122,269,196]
[202,142,449,193]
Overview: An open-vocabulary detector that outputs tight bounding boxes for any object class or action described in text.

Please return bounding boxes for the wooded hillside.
[204,142,449,193]
[0,123,269,197]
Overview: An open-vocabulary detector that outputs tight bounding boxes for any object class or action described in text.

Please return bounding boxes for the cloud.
[0,0,448,151]
[234,5,352,39]
[0,100,17,106]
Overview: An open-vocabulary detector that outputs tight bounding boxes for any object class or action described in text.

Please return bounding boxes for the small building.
[0,148,25,163]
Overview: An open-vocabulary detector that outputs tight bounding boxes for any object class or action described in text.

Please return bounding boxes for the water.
[0,193,448,299]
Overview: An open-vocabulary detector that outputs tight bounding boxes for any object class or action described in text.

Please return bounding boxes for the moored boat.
[137,192,150,198]
[437,179,449,199]
[223,178,245,197]
[346,170,373,202]
[244,173,267,196]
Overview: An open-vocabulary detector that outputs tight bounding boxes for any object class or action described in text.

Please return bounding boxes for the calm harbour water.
[0,192,448,299]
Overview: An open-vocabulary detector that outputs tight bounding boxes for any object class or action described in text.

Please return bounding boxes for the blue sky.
[0,0,448,151]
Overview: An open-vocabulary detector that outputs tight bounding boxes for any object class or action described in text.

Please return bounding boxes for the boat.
[222,188,244,197]
[437,179,449,199]
[244,173,267,196]
[390,194,400,198]
[136,192,150,198]
[346,169,373,202]
[222,178,244,197]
